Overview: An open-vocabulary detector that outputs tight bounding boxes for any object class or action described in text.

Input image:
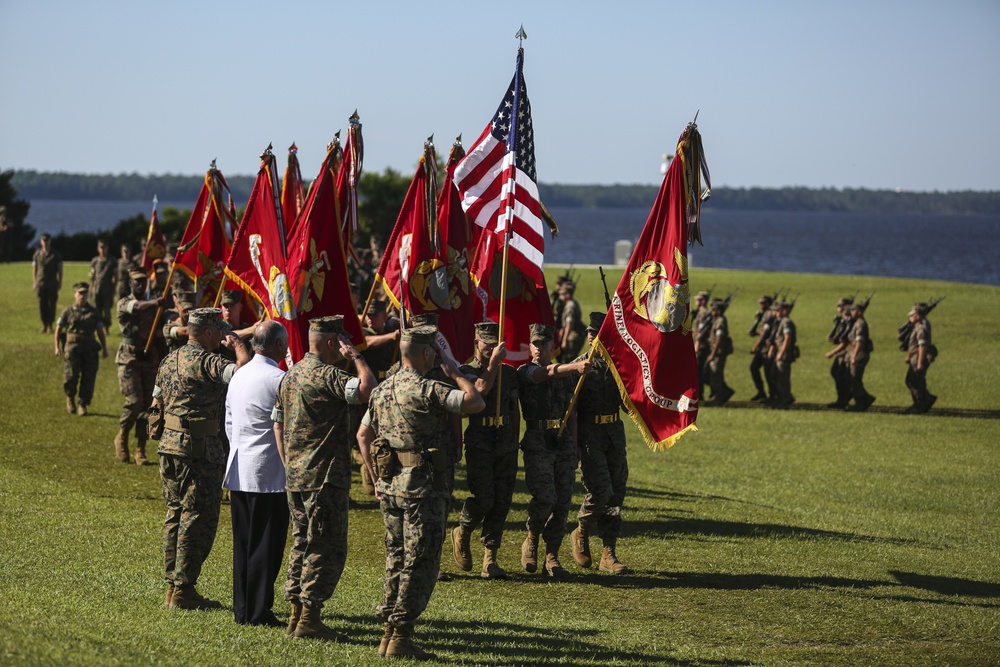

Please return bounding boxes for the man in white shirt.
[224,320,289,627]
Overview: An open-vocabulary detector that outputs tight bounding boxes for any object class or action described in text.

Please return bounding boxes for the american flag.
[454,49,545,284]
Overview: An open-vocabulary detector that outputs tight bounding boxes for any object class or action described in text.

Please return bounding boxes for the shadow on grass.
[714,400,1000,419]
[626,516,916,545]
[889,570,1000,597]
[327,613,750,666]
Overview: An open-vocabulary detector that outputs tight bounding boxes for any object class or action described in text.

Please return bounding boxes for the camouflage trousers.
[160,454,224,586]
[521,430,576,552]
[459,441,519,548]
[849,358,874,403]
[576,422,628,541]
[37,286,58,327]
[64,346,99,406]
[284,485,350,609]
[377,494,446,627]
[905,362,932,406]
[749,351,771,396]
[830,356,851,404]
[92,290,114,328]
[118,355,157,434]
[707,353,731,398]
[773,359,794,405]
[558,332,584,363]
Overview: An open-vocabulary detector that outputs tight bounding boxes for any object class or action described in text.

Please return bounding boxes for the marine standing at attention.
[32,233,63,334]
[748,295,776,402]
[154,308,250,610]
[357,325,484,660]
[570,312,630,575]
[845,302,876,411]
[115,269,165,465]
[54,282,109,416]
[518,323,591,580]
[769,301,797,409]
[89,239,117,328]
[276,315,376,641]
[451,322,520,580]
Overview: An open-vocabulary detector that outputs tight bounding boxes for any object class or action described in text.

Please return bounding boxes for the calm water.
[25,200,1000,286]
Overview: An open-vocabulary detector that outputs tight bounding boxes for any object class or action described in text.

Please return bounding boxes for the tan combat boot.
[293,603,342,641]
[544,552,570,581]
[114,429,130,463]
[571,524,592,568]
[170,584,223,610]
[451,525,473,572]
[135,439,151,466]
[77,403,88,416]
[163,583,175,609]
[377,622,394,657]
[66,396,76,414]
[521,531,539,573]
[285,599,302,638]
[599,539,630,575]
[385,624,437,661]
[482,546,507,580]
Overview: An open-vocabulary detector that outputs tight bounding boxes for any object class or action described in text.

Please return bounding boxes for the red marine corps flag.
[224,144,302,361]
[284,136,365,361]
[454,43,554,366]
[140,195,167,276]
[281,142,307,246]
[592,122,711,450]
[172,161,239,307]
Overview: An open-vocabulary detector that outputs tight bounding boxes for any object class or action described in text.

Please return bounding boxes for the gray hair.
[252,320,288,353]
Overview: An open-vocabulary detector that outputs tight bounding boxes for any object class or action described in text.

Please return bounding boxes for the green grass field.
[1,262,998,666]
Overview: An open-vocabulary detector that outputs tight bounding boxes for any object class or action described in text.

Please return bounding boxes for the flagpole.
[557,343,597,436]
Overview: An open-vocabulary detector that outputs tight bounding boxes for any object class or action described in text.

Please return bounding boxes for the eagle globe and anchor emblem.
[628,246,692,335]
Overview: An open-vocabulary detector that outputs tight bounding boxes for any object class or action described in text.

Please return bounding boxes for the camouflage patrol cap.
[188,308,225,328]
[153,260,169,274]
[909,302,929,317]
[401,324,438,346]
[558,282,576,295]
[696,291,711,300]
[309,315,351,338]
[529,323,555,343]
[850,302,866,312]
[778,301,792,310]
[759,295,773,305]
[73,281,89,293]
[129,268,148,281]
[586,312,606,332]
[410,312,439,327]
[710,298,726,311]
[475,321,499,343]
[220,289,243,306]
[837,297,854,307]
[366,299,387,316]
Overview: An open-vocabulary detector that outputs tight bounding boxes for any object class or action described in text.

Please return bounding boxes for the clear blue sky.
[2,0,998,191]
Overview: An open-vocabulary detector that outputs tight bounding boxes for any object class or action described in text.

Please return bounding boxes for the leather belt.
[525,419,561,431]
[470,416,506,427]
[395,450,424,467]
[591,413,619,425]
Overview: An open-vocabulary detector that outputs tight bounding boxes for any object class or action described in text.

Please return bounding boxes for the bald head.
[253,320,288,362]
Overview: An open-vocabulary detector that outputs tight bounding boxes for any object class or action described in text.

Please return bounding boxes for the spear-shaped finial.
[152,194,158,209]
[260,143,273,159]
[210,158,217,170]
[454,133,462,147]
[349,109,360,124]
[515,24,527,45]
[289,142,298,153]
[425,133,435,149]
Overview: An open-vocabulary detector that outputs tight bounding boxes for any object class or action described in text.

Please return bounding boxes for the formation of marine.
[34,237,944,659]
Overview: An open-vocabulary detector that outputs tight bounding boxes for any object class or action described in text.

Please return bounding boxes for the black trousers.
[230,490,289,625]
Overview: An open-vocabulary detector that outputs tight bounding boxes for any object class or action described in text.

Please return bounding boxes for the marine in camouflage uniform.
[748,295,777,401]
[115,244,139,300]
[570,313,629,575]
[517,323,591,580]
[89,239,117,328]
[904,303,936,414]
[154,308,250,610]
[54,282,109,416]
[691,291,712,400]
[32,233,62,333]
[358,325,484,660]
[358,299,401,494]
[769,301,797,409]
[557,283,585,363]
[451,322,520,580]
[115,270,166,465]
[162,291,196,354]
[275,315,375,641]
[845,302,876,411]
[824,297,855,409]
[704,299,735,406]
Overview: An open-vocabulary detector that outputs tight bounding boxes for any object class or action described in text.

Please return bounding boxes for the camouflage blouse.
[574,353,622,420]
[57,303,104,352]
[275,352,360,492]
[517,361,576,421]
[154,340,234,463]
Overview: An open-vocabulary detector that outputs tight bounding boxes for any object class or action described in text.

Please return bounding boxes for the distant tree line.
[12,169,1000,216]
